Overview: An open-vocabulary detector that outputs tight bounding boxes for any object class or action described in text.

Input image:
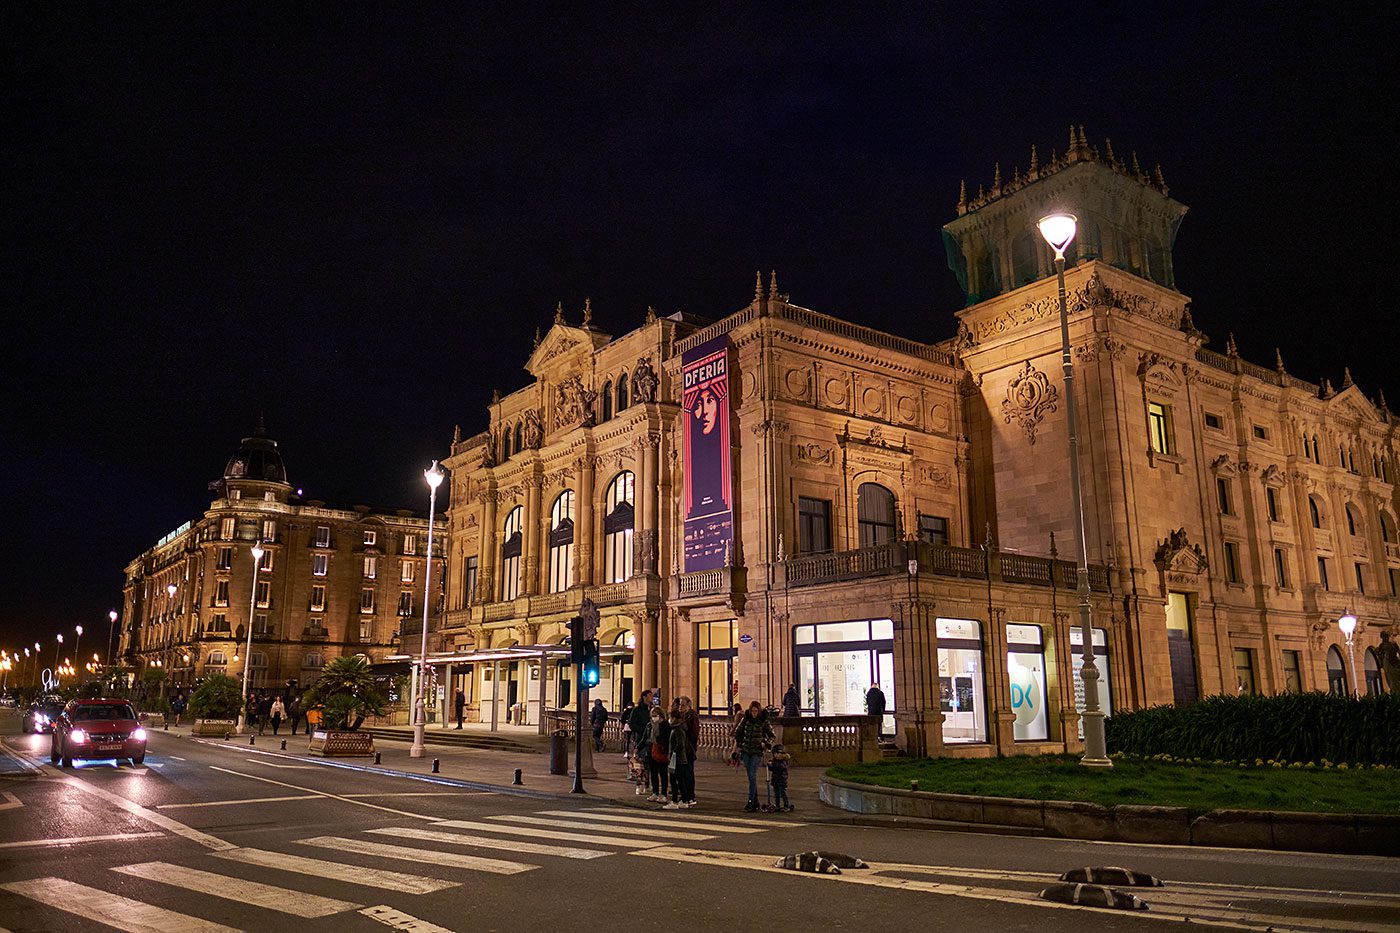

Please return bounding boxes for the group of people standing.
[620,690,700,809]
[244,691,316,735]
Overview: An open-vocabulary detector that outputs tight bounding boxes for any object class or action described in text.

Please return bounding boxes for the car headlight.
[69,729,87,744]
[132,728,147,741]
[35,714,47,724]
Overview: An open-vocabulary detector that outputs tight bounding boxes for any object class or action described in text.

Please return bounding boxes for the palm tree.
[302,655,388,731]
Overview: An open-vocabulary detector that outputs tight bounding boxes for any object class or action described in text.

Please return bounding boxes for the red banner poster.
[681,335,733,571]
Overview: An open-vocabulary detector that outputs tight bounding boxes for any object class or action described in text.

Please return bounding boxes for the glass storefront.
[698,620,737,716]
[937,618,987,743]
[1006,623,1048,741]
[1069,626,1112,740]
[793,619,894,734]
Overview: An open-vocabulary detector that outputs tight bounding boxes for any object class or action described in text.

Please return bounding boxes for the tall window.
[513,421,523,454]
[1281,649,1302,693]
[1309,496,1323,528]
[1216,478,1232,515]
[401,560,415,583]
[363,556,378,579]
[262,519,277,542]
[1232,648,1257,695]
[312,553,328,576]
[501,506,524,600]
[601,381,613,421]
[1354,562,1366,594]
[603,473,635,583]
[857,483,897,547]
[1223,541,1241,584]
[1381,512,1397,544]
[616,372,629,412]
[1326,646,1347,695]
[258,549,273,572]
[1273,548,1289,587]
[1346,504,1361,536]
[310,585,326,612]
[1147,402,1172,455]
[919,515,950,547]
[315,525,331,547]
[360,587,375,613]
[220,517,235,539]
[398,591,413,616]
[549,490,576,592]
[697,620,737,716]
[1318,556,1330,590]
[1265,487,1281,522]
[463,556,479,607]
[216,547,233,571]
[214,580,230,607]
[797,497,832,554]
[402,534,417,556]
[209,615,229,634]
[255,581,271,608]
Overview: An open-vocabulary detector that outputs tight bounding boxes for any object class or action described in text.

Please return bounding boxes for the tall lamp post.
[107,609,119,666]
[1038,212,1112,769]
[53,634,64,687]
[1338,610,1359,696]
[238,543,265,732]
[73,626,83,680]
[410,461,446,759]
[32,643,40,689]
[24,648,31,688]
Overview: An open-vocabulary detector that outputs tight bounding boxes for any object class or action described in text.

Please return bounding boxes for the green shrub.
[189,674,243,720]
[1105,692,1400,766]
[303,656,387,731]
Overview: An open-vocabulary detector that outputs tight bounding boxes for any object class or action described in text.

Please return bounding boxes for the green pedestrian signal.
[581,638,600,688]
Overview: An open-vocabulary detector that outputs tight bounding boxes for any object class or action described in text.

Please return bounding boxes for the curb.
[819,775,1400,856]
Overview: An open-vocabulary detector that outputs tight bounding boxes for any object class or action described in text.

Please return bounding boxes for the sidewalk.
[179,725,828,818]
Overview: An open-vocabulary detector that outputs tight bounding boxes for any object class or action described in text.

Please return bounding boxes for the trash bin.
[550,730,570,775]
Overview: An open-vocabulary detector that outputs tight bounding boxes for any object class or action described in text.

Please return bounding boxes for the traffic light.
[581,639,600,688]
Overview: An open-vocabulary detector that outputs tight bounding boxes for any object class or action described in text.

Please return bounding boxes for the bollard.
[280,739,286,750]
[512,768,523,786]
[249,736,255,746]
[164,722,169,731]
[374,752,381,765]
[432,758,440,773]
[910,780,919,792]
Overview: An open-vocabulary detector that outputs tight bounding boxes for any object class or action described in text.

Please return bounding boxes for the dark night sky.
[3,6,1395,657]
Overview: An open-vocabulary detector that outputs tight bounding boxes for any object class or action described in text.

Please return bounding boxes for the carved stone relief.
[1000,361,1058,446]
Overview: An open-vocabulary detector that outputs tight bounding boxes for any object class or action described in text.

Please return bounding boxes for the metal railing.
[781,540,1111,593]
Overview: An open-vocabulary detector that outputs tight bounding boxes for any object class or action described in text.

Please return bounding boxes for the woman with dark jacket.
[663,707,693,809]
[644,706,670,802]
[732,701,774,811]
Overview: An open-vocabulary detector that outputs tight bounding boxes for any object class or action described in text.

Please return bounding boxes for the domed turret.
[223,422,289,487]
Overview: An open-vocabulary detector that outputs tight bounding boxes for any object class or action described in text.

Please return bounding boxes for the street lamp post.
[53,634,63,687]
[107,609,119,666]
[1038,212,1112,769]
[32,643,40,689]
[238,543,265,732]
[1338,610,1359,696]
[410,461,446,759]
[24,648,31,688]
[73,626,83,680]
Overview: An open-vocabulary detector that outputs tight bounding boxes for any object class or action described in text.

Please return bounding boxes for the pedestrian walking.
[618,700,635,755]
[664,706,694,809]
[645,705,670,802]
[679,695,699,805]
[270,696,285,735]
[288,693,304,735]
[590,698,608,751]
[305,705,322,734]
[733,700,774,811]
[626,690,653,750]
[865,683,887,733]
[170,693,186,726]
[781,683,800,717]
[256,694,273,735]
[454,689,466,729]
[768,743,793,811]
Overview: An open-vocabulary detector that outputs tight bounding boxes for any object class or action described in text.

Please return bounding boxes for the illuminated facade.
[430,131,1399,754]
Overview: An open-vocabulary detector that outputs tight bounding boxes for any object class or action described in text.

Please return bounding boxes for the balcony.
[472,578,652,625]
[673,566,747,610]
[779,540,1110,593]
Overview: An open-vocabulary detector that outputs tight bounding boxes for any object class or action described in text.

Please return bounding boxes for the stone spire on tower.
[1342,366,1354,388]
[554,301,565,325]
[583,297,593,326]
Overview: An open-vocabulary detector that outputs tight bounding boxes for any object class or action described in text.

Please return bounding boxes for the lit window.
[549,490,576,593]
[315,526,331,547]
[798,497,832,554]
[363,556,378,579]
[214,580,230,607]
[255,581,271,608]
[220,518,235,540]
[398,591,413,616]
[364,530,377,546]
[1148,402,1172,455]
[216,547,233,571]
[400,560,415,584]
[501,506,524,600]
[403,534,417,556]
[310,585,326,612]
[258,549,273,572]
[312,553,328,576]
[857,483,897,547]
[261,520,277,542]
[360,588,375,613]
[603,473,634,583]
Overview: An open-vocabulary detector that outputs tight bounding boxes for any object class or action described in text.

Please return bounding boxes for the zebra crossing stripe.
[368,826,611,860]
[212,847,460,894]
[297,836,536,875]
[360,904,454,932]
[432,818,669,848]
[112,861,361,918]
[537,809,766,833]
[583,807,801,828]
[487,814,717,841]
[0,877,240,933]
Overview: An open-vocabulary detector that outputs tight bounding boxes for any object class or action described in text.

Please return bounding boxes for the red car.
[50,699,147,767]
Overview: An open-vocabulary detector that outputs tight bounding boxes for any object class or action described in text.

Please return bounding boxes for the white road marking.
[0,791,22,811]
[297,836,535,875]
[146,762,164,768]
[208,766,437,820]
[490,813,717,841]
[360,904,454,932]
[368,825,610,860]
[113,861,360,918]
[541,809,766,833]
[243,757,319,769]
[0,831,164,850]
[169,755,187,760]
[158,794,323,809]
[342,791,493,798]
[213,847,459,894]
[0,877,240,932]
[56,772,236,851]
[433,818,669,848]
[583,806,799,828]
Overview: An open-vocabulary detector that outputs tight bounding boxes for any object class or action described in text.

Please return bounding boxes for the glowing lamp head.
[1037,212,1078,258]
[1338,612,1358,637]
[56,634,63,644]
[75,625,83,636]
[251,544,265,562]
[167,584,177,598]
[425,460,445,491]
[110,610,118,623]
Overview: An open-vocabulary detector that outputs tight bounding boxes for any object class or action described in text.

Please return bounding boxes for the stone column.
[480,489,498,602]
[641,609,658,691]
[524,474,542,596]
[576,456,595,587]
[442,662,454,730]
[639,436,659,574]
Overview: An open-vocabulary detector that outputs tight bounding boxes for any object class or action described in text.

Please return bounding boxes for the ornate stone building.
[119,428,443,690]
[430,129,1399,754]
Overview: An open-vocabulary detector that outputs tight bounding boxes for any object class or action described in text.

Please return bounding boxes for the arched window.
[1326,645,1348,696]
[514,421,524,456]
[549,491,576,593]
[600,381,613,421]
[603,472,635,583]
[857,482,898,547]
[1309,495,1325,529]
[616,372,629,412]
[1346,503,1362,537]
[1380,511,1397,544]
[501,506,524,601]
[1364,648,1383,696]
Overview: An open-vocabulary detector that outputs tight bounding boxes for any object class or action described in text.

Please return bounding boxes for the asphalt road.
[0,710,1395,933]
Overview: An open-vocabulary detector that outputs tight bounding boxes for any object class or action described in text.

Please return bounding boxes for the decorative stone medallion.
[1001,360,1058,446]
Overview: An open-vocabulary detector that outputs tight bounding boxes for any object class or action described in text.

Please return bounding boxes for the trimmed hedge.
[1105,692,1400,766]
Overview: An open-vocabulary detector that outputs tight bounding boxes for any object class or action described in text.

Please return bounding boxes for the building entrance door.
[1165,592,1199,704]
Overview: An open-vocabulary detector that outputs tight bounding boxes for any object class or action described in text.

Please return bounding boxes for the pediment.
[1328,385,1379,423]
[1155,527,1208,574]
[526,323,610,377]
